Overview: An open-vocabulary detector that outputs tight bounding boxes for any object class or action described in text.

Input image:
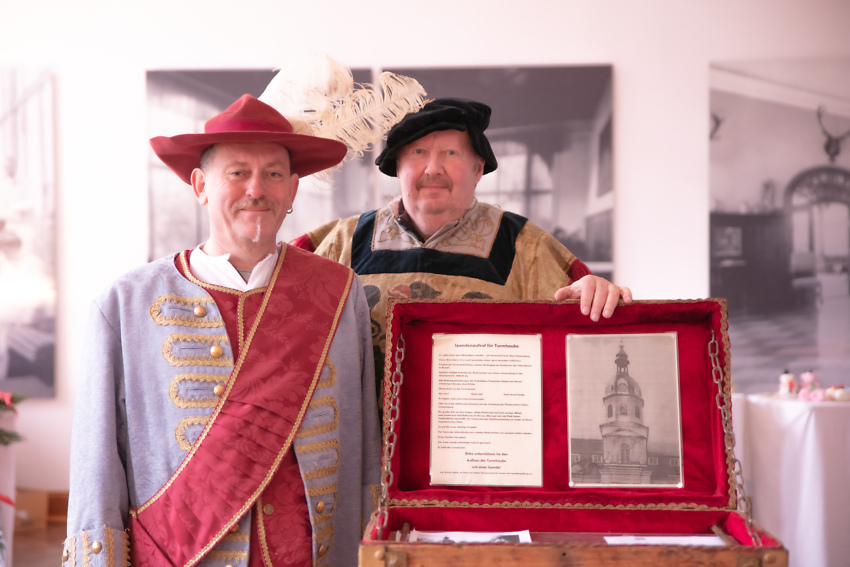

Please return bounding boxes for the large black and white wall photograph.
[709,59,850,393]
[147,66,616,279]
[0,69,57,398]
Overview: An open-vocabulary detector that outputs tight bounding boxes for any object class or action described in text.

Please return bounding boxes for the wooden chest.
[360,299,788,567]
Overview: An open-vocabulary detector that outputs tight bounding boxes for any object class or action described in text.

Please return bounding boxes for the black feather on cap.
[375,97,498,177]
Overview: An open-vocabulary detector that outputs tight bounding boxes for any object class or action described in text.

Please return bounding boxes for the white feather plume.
[259,53,428,179]
[259,53,353,138]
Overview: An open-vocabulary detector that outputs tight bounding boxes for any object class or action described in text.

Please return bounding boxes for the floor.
[729,272,850,393]
[10,521,65,567]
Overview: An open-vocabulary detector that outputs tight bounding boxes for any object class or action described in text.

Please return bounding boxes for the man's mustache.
[416,176,452,190]
[233,198,278,212]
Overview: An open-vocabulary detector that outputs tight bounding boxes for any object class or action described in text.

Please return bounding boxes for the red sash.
[129,245,354,566]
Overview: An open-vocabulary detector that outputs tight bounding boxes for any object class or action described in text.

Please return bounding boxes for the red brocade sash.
[128,245,354,566]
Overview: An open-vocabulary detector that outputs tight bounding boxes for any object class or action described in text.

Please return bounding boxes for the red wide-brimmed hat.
[150,94,347,184]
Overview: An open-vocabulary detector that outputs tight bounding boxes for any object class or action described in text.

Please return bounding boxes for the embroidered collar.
[388,197,480,246]
[372,198,502,258]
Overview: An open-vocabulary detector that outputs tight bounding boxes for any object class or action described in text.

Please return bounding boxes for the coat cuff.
[567,258,593,281]
[63,526,129,567]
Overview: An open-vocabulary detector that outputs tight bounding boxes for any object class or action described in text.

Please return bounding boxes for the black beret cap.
[375,97,498,177]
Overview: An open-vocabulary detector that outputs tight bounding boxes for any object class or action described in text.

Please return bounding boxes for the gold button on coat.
[213,384,225,397]
[263,504,274,515]
[316,501,325,513]
[230,523,240,533]
[62,549,70,561]
[92,540,103,553]
[210,345,223,358]
[319,544,327,555]
[194,305,207,318]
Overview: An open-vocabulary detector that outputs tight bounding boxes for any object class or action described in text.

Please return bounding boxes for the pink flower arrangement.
[0,390,23,446]
[0,391,14,414]
[798,371,826,401]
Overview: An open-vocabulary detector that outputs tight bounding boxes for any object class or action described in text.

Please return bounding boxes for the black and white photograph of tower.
[567,333,683,488]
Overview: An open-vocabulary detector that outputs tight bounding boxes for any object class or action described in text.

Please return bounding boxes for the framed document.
[429,333,543,487]
[567,333,684,488]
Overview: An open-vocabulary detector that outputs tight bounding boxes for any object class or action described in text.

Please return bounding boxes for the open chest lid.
[375,298,761,540]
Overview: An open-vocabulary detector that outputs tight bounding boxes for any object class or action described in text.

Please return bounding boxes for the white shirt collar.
[188,244,280,292]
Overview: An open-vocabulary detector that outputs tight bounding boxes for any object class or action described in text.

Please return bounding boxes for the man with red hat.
[294,98,632,388]
[64,95,380,567]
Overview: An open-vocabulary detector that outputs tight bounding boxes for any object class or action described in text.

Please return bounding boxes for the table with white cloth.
[731,392,850,567]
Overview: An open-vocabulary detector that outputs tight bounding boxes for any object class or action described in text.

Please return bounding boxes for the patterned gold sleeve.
[513,221,577,299]
[312,215,360,267]
[307,219,347,256]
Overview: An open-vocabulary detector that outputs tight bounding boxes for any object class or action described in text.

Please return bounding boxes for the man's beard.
[231,198,279,244]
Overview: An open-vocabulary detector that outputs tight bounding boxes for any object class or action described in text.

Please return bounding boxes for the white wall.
[2,0,849,491]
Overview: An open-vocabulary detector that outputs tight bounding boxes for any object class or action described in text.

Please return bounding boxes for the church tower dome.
[598,343,652,482]
[602,345,645,425]
[605,346,643,398]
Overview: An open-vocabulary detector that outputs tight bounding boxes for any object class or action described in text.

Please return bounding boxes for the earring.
[287,207,294,214]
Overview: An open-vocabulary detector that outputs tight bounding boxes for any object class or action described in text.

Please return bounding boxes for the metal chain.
[377,334,406,539]
[709,331,762,546]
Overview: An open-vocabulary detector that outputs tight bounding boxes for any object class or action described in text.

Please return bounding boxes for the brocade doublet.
[310,200,579,364]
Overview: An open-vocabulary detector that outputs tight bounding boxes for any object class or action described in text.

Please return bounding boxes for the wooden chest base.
[360,540,787,567]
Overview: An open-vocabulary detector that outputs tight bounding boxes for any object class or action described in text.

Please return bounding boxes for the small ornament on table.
[825,385,850,402]
[797,370,826,401]
[778,369,797,396]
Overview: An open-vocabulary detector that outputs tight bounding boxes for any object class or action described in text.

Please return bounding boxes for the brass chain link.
[377,335,406,539]
[709,331,762,546]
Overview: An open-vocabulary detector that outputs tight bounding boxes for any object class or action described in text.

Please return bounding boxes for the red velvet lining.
[723,513,780,547]
[380,300,749,541]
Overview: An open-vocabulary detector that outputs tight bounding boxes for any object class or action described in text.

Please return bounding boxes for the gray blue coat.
[64,254,381,566]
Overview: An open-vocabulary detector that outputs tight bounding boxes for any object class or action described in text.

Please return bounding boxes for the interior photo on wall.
[709,58,850,393]
[0,69,57,398]
[146,64,615,279]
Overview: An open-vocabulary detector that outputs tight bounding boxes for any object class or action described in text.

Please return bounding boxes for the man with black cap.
[294,98,632,376]
[64,95,380,567]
